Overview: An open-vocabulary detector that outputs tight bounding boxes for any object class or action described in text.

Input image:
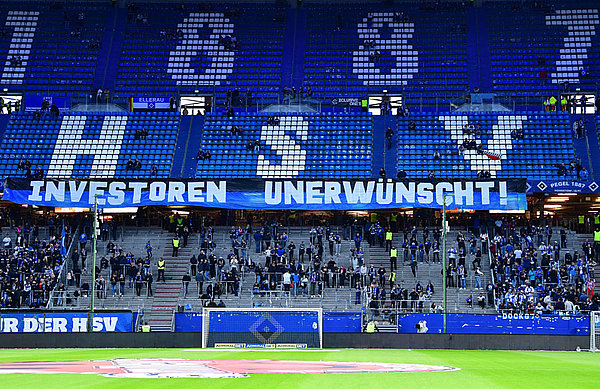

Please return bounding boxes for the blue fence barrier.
[323,312,362,332]
[397,313,589,335]
[174,312,363,333]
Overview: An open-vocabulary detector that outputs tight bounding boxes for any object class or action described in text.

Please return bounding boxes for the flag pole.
[89,195,98,332]
[442,193,447,334]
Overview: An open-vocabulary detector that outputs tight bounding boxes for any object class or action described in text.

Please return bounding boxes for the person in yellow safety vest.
[390,246,397,271]
[594,229,600,261]
[389,270,396,285]
[361,98,368,113]
[168,213,175,232]
[594,214,600,226]
[176,215,184,229]
[172,236,180,257]
[390,212,398,233]
[549,95,557,111]
[370,212,377,223]
[366,321,376,333]
[141,322,151,332]
[543,97,550,111]
[578,215,585,233]
[157,257,166,282]
[289,210,296,226]
[561,96,568,111]
[385,231,393,251]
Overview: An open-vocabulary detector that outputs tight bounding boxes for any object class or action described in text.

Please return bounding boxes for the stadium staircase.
[582,114,600,180]
[571,115,594,177]
[572,232,599,294]
[170,115,205,178]
[466,7,493,92]
[280,9,306,90]
[364,228,494,314]
[177,115,205,178]
[371,116,396,178]
[146,233,195,331]
[92,7,126,92]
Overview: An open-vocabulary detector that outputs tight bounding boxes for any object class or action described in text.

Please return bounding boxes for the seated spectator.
[397,170,407,179]
[428,171,435,179]
[50,103,59,119]
[33,167,44,179]
[150,163,158,176]
[266,116,280,126]
[432,150,441,160]
[556,163,568,177]
[196,149,211,161]
[477,170,492,179]
[133,159,142,171]
[408,120,416,131]
[379,168,386,179]
[126,159,134,171]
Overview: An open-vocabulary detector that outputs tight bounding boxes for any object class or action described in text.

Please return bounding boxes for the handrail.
[486,234,497,312]
[46,224,80,309]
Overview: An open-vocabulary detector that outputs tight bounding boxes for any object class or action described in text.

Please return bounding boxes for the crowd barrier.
[397,313,589,335]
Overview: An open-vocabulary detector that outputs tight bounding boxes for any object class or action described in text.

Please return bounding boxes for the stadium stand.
[304,6,468,105]
[0,2,107,97]
[489,222,597,314]
[0,1,599,341]
[115,4,285,104]
[397,112,574,179]
[195,112,373,179]
[489,4,600,102]
[0,222,73,308]
[0,112,179,179]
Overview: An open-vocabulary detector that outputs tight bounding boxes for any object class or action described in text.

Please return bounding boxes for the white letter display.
[439,115,527,177]
[47,116,127,178]
[168,12,235,86]
[1,11,38,85]
[546,9,599,83]
[352,12,418,86]
[257,117,308,178]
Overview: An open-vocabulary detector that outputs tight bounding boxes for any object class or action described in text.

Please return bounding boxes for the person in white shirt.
[564,299,575,313]
[514,248,522,262]
[283,271,292,292]
[2,235,11,249]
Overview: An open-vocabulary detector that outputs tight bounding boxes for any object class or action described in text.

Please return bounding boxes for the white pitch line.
[181,349,338,352]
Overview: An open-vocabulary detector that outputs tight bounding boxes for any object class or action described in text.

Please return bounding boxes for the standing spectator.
[157,257,166,282]
[182,273,191,297]
[385,127,394,150]
[172,235,180,257]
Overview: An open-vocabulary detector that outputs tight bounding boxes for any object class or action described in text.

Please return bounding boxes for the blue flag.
[60,220,67,257]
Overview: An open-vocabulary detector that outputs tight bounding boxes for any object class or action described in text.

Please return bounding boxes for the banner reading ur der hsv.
[3,178,527,210]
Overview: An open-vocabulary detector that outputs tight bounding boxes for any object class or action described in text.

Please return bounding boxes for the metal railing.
[46,225,80,309]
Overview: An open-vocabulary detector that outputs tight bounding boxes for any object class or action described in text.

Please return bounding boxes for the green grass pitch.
[0,348,598,388]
